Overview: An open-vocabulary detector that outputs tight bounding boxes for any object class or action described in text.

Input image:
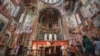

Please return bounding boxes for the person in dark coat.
[82,35,95,56]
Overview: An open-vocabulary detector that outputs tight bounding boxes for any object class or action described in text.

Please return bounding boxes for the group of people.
[66,35,100,56]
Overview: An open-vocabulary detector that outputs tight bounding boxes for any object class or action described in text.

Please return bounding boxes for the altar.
[32,40,68,56]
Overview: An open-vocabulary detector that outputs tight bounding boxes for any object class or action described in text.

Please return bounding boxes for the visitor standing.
[82,35,95,56]
[93,38,100,56]
[70,44,76,56]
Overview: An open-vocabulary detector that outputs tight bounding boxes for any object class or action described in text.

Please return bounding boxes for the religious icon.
[94,1,100,10]
[89,8,93,14]
[0,34,9,45]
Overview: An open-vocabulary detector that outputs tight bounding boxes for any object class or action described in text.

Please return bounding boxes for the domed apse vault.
[39,7,61,29]
[36,7,64,40]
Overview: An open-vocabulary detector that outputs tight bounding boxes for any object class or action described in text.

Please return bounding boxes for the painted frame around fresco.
[0,14,9,38]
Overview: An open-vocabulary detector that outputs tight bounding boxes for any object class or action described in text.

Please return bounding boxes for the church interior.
[0,0,100,56]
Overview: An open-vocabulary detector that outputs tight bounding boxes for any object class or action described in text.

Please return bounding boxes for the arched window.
[41,0,61,4]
